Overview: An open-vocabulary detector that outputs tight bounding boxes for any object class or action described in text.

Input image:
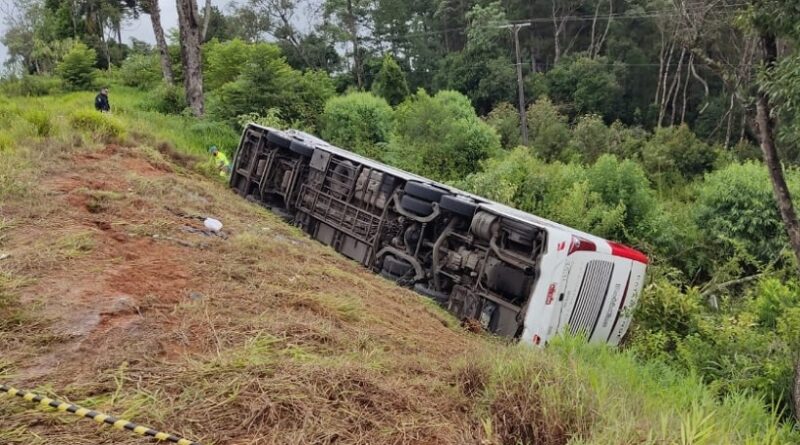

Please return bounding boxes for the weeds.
[81,188,125,214]
[56,232,95,258]
[68,109,125,141]
[22,110,53,137]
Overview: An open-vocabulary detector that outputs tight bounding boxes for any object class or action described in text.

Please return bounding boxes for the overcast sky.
[0,0,182,67]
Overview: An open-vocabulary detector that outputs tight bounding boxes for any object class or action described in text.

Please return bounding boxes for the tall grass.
[460,335,798,444]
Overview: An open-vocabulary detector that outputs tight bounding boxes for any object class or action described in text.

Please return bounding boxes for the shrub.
[545,55,623,119]
[22,110,53,137]
[461,148,582,215]
[484,102,521,149]
[141,83,187,114]
[56,42,97,90]
[387,89,501,181]
[567,114,612,163]
[694,161,797,266]
[119,54,161,88]
[640,124,717,187]
[371,54,409,106]
[749,277,800,329]
[0,75,63,96]
[582,154,658,242]
[203,38,253,91]
[207,42,335,130]
[320,92,393,158]
[235,108,286,130]
[526,97,571,161]
[68,109,125,140]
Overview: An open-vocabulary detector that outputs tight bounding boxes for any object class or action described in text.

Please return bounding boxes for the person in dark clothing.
[94,87,110,112]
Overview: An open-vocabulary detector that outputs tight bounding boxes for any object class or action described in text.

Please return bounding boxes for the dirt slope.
[0,140,486,444]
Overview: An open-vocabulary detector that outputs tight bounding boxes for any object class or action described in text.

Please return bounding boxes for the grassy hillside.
[0,91,797,444]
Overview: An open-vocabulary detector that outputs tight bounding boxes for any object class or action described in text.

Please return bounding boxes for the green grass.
[462,336,797,444]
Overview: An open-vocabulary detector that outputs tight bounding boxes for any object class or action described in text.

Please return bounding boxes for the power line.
[371,3,748,42]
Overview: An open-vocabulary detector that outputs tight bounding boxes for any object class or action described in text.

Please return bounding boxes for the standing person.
[209,145,231,177]
[95,87,110,113]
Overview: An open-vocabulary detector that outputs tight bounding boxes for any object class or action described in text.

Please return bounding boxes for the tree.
[526,97,571,161]
[56,42,96,90]
[485,102,521,149]
[387,89,501,181]
[141,0,173,85]
[324,0,374,89]
[320,92,393,157]
[546,55,623,120]
[175,0,205,116]
[207,42,335,129]
[371,54,409,106]
[433,2,516,113]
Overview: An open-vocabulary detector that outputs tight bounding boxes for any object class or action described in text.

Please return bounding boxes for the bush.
[68,109,124,140]
[22,110,53,137]
[207,42,335,130]
[56,42,98,90]
[371,54,409,106]
[462,150,657,243]
[526,97,571,161]
[485,102,520,149]
[582,154,658,242]
[0,75,63,96]
[567,114,612,163]
[141,83,187,114]
[640,124,717,187]
[387,89,501,181]
[694,161,796,266]
[235,108,286,130]
[119,54,161,88]
[320,92,393,158]
[203,38,254,91]
[461,148,583,215]
[545,55,623,119]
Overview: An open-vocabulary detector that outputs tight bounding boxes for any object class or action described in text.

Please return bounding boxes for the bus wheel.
[404,181,448,202]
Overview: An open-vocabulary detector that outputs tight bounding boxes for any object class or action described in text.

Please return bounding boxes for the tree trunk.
[794,359,800,422]
[176,0,205,116]
[756,33,800,274]
[147,0,174,85]
[346,0,363,88]
[201,0,212,41]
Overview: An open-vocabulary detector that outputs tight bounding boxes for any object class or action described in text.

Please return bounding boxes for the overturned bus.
[229,124,648,346]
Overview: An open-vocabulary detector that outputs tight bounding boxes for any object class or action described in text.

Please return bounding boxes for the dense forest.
[3,0,800,431]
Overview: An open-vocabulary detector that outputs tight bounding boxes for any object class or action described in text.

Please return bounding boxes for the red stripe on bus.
[608,242,649,264]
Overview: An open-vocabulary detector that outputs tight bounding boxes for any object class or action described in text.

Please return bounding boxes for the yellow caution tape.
[0,384,201,445]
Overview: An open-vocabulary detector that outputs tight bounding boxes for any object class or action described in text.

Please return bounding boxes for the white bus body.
[230,125,648,345]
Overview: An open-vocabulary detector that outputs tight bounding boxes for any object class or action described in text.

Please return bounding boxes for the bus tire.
[289,140,315,157]
[267,131,292,149]
[400,195,434,216]
[404,181,448,202]
[440,195,478,218]
[383,255,412,277]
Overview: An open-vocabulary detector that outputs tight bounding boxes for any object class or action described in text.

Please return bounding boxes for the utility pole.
[501,23,531,146]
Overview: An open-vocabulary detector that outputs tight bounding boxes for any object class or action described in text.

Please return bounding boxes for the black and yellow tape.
[0,384,201,445]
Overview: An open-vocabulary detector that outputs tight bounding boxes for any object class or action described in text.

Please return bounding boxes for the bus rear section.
[229,124,648,346]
